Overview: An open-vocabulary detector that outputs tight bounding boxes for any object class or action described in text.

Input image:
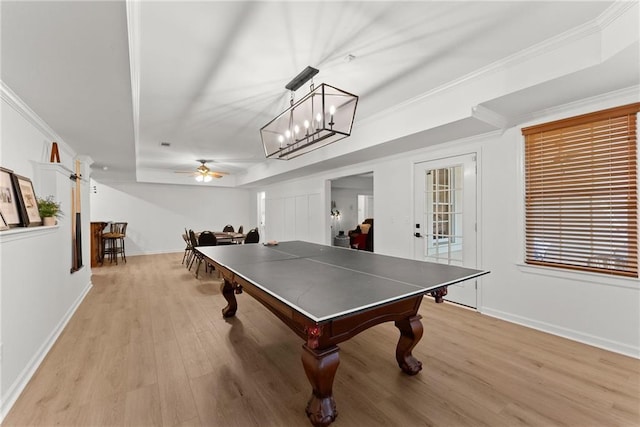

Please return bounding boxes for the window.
[522,103,640,277]
[426,166,463,263]
[430,168,453,240]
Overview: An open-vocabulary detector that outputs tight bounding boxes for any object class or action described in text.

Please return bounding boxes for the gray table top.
[197,241,488,322]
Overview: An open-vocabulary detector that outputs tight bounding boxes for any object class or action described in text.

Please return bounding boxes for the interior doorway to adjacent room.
[329,172,373,249]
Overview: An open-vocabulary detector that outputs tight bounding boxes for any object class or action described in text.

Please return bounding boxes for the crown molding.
[1,80,80,166]
[1,81,65,144]
[596,0,637,29]
[511,85,640,128]
[361,1,634,126]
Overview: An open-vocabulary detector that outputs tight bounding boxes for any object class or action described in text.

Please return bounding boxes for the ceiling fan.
[174,160,229,182]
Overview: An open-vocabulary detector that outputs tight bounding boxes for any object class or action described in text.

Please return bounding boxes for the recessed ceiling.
[1,1,637,188]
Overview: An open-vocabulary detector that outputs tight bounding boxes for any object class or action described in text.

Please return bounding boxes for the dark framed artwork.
[0,167,22,227]
[12,174,42,227]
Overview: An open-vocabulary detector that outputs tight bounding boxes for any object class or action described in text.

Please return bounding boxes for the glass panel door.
[414,154,477,308]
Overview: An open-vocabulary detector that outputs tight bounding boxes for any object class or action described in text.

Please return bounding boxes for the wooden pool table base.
[217,273,440,427]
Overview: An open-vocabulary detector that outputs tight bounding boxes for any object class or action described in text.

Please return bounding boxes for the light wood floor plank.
[126,333,158,391]
[153,338,199,426]
[3,253,638,426]
[69,392,127,427]
[175,330,214,380]
[124,384,163,427]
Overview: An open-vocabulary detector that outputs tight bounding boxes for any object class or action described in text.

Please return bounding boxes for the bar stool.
[102,222,127,264]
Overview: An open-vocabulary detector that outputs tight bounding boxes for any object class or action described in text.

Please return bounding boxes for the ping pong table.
[197,241,488,427]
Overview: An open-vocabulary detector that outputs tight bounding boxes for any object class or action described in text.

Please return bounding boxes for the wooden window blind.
[522,103,640,278]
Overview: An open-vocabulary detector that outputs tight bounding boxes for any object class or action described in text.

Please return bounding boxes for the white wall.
[90,180,253,255]
[0,84,257,421]
[254,90,640,358]
[0,87,92,419]
[262,178,326,244]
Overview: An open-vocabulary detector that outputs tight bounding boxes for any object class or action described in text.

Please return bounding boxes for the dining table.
[183,230,246,247]
[213,231,245,244]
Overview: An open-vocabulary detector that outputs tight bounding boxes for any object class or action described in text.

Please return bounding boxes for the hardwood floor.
[4,253,639,426]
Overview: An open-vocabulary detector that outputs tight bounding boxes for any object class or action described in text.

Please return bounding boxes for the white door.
[413,154,477,308]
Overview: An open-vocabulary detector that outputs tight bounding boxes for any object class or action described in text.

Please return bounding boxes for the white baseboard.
[125,249,183,257]
[0,281,93,422]
[481,307,639,359]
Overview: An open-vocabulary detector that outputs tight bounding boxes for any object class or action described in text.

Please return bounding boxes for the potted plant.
[37,195,62,226]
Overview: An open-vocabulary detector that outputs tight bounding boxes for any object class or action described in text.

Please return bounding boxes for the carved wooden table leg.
[429,286,448,303]
[394,315,424,375]
[221,278,238,318]
[301,345,340,427]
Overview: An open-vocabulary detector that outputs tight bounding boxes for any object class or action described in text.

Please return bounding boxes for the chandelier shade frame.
[261,83,358,160]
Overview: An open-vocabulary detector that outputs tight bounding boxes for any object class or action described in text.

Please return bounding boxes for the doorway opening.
[329,172,373,250]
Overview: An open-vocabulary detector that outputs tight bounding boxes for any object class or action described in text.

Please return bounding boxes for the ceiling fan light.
[181,160,228,183]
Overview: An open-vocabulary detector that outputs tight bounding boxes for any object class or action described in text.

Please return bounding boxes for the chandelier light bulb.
[204,175,212,183]
[195,174,204,182]
[285,129,291,139]
[294,125,300,134]
[316,113,322,123]
[329,105,336,115]
[303,120,309,129]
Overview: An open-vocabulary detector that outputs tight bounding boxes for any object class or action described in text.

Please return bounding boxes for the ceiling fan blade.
[174,161,230,179]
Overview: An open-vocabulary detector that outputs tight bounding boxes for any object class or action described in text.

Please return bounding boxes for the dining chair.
[223,224,234,232]
[198,230,217,246]
[244,228,259,244]
[196,231,217,276]
[188,229,202,273]
[185,228,197,268]
[237,225,243,234]
[182,227,193,265]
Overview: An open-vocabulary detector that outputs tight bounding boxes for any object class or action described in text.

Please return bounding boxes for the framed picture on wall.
[12,174,42,227]
[0,167,22,227]
[0,211,9,231]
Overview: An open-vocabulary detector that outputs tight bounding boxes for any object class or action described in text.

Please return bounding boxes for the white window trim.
[516,262,638,290]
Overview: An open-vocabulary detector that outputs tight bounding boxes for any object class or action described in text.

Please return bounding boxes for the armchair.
[348,218,373,251]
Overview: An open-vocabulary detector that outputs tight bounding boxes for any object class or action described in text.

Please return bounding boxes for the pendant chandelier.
[261,66,358,160]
